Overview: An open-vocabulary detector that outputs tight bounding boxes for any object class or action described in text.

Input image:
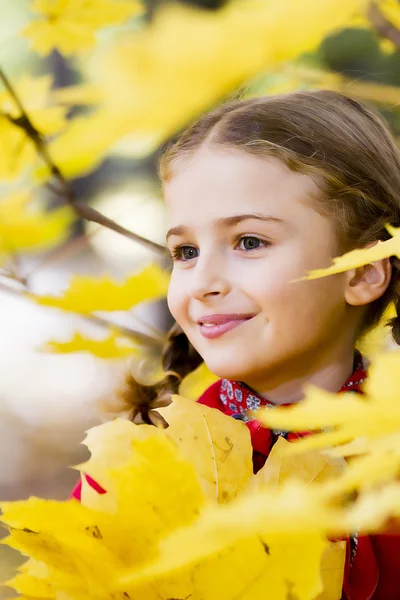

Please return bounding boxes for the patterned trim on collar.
[219,351,367,421]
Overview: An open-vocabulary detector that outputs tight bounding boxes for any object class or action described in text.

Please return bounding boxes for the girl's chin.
[204,359,258,383]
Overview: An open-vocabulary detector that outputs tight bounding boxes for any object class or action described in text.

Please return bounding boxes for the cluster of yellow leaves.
[248,64,400,108]
[0,401,341,600]
[30,263,169,314]
[23,0,144,56]
[257,350,400,530]
[34,0,370,180]
[0,190,74,263]
[0,75,69,181]
[5,368,400,600]
[102,0,370,135]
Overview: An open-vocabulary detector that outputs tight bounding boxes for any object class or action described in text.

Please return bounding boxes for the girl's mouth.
[197,314,256,339]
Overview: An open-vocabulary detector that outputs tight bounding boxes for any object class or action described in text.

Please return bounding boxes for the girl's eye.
[171,245,199,261]
[237,236,268,251]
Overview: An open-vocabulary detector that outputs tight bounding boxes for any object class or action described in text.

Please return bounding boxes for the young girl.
[72,90,400,600]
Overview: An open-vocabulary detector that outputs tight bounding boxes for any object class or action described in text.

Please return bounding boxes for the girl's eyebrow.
[166,213,285,241]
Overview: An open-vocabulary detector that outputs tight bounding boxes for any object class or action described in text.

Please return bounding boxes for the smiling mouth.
[198,315,256,339]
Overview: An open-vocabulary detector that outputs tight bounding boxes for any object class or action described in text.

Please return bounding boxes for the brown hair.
[125,90,400,421]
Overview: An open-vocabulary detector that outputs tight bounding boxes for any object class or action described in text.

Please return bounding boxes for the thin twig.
[0,67,169,259]
[367,1,400,50]
[0,279,165,350]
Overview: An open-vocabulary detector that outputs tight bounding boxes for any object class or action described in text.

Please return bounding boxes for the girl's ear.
[344,251,392,307]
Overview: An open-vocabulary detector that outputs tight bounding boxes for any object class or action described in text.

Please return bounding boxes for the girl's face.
[164,146,359,392]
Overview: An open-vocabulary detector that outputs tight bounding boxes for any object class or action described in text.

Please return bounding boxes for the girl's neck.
[243,344,356,406]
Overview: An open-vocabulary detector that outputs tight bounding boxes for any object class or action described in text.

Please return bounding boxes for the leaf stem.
[0,278,165,350]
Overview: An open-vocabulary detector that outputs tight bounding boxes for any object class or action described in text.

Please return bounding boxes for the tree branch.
[367,1,400,50]
[0,277,165,350]
[0,67,169,260]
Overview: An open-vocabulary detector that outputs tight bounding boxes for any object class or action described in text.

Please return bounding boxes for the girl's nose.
[189,254,230,301]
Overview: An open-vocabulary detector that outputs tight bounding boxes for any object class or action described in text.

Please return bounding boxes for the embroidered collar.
[218,351,367,421]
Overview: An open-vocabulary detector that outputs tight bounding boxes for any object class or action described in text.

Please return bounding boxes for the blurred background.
[1,0,400,594]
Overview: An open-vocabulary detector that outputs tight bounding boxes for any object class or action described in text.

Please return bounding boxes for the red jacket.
[71,363,400,600]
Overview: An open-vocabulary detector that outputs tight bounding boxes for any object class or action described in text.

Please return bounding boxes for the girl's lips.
[198,315,255,339]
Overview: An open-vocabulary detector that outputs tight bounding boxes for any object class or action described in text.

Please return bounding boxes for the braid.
[116,322,203,427]
[388,257,400,346]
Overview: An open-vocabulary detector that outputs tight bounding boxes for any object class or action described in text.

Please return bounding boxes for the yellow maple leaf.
[35,109,127,180]
[300,225,400,281]
[52,83,103,106]
[179,362,219,400]
[0,190,74,260]
[1,422,205,599]
[42,331,137,359]
[159,395,253,503]
[357,303,395,358]
[30,263,169,314]
[23,0,144,56]
[251,437,347,600]
[253,436,346,489]
[119,480,338,600]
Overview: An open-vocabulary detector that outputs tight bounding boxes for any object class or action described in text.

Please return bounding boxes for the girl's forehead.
[164,146,322,226]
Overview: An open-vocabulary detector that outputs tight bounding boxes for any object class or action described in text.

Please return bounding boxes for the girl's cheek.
[167,272,189,320]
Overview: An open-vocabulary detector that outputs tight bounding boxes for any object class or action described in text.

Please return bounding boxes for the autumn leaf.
[52,83,103,106]
[23,0,144,56]
[35,109,127,180]
[357,303,395,358]
[42,331,137,359]
[179,362,219,400]
[0,190,74,260]
[252,436,346,490]
[30,263,169,314]
[119,482,336,600]
[299,225,400,281]
[159,395,253,503]
[1,422,205,599]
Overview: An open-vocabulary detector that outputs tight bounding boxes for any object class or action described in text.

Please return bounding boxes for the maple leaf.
[23,0,144,56]
[42,331,137,359]
[300,225,400,281]
[179,362,219,400]
[0,190,74,261]
[357,303,395,358]
[30,263,169,314]
[159,395,253,503]
[1,422,205,599]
